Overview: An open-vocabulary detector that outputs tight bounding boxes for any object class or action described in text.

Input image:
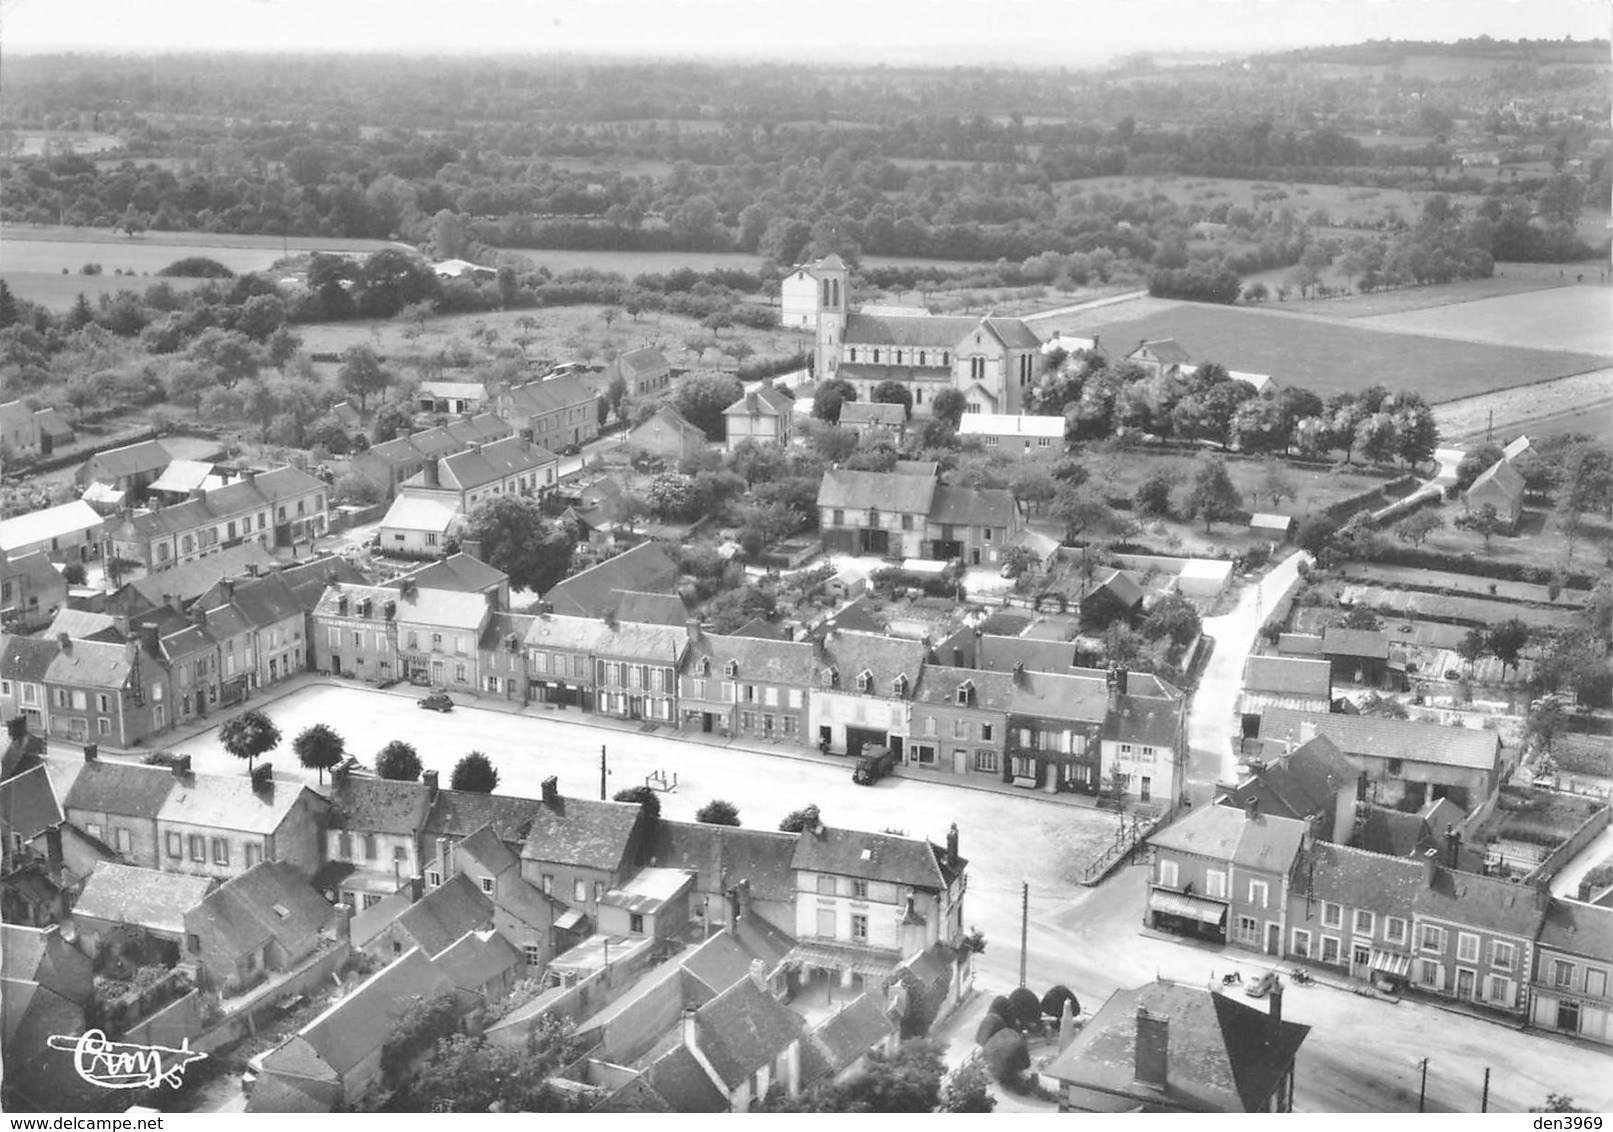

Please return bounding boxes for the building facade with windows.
[1005,668,1108,793]
[807,630,928,759]
[43,637,169,746]
[479,613,536,701]
[324,771,435,910]
[1286,840,1424,989]
[498,374,599,452]
[956,414,1065,458]
[1409,865,1544,1016]
[1101,671,1189,808]
[906,666,1011,780]
[592,621,689,723]
[677,628,815,743]
[103,467,328,571]
[1530,898,1613,1045]
[155,770,326,883]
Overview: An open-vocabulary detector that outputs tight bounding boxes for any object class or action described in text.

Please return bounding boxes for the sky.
[2,0,1607,63]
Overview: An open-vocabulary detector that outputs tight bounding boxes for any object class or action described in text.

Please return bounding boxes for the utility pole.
[1417,1058,1429,1113]
[1481,1067,1490,1113]
[599,744,608,801]
[1019,882,1029,988]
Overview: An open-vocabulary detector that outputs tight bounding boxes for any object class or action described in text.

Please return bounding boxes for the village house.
[817,468,935,559]
[479,611,535,701]
[524,612,608,710]
[415,380,489,416]
[70,860,215,961]
[192,569,311,688]
[677,626,815,743]
[646,977,810,1113]
[723,385,795,449]
[611,346,673,398]
[43,635,170,746]
[519,775,650,929]
[0,636,58,734]
[444,822,567,969]
[807,629,927,758]
[377,494,460,559]
[147,460,230,506]
[1101,669,1189,808]
[1146,802,1308,953]
[0,923,97,1108]
[643,819,800,937]
[1126,338,1193,381]
[156,763,327,881]
[1258,707,1502,812]
[1411,856,1544,1016]
[498,374,599,452]
[394,553,509,604]
[60,753,176,866]
[1286,839,1424,992]
[1080,568,1146,631]
[1219,734,1358,842]
[925,484,1020,567]
[323,769,436,910]
[591,619,688,723]
[0,400,42,460]
[1007,667,1110,793]
[1320,626,1395,689]
[957,413,1065,458]
[0,500,104,564]
[106,543,279,621]
[1465,457,1526,533]
[597,866,696,944]
[182,860,335,994]
[347,436,430,501]
[543,542,680,619]
[836,400,907,443]
[102,467,328,571]
[805,992,900,1086]
[431,928,524,1002]
[73,439,172,499]
[395,435,559,514]
[906,665,1011,781]
[0,762,67,925]
[1043,979,1308,1113]
[627,405,709,463]
[1529,897,1613,1046]
[368,872,498,964]
[1239,655,1334,723]
[1,552,67,635]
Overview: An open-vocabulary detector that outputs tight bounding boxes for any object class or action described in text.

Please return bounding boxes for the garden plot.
[1356,285,1613,356]
[1336,563,1588,607]
[1337,584,1586,631]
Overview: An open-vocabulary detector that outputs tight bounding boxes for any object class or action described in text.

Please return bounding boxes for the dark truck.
[852,745,896,786]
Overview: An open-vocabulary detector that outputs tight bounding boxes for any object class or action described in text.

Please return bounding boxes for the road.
[1183,551,1311,802]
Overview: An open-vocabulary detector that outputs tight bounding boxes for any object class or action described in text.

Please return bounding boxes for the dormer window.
[856,669,873,693]
[956,681,973,706]
[891,673,908,696]
[697,658,711,676]
[724,659,739,678]
[867,507,881,528]
[822,666,839,689]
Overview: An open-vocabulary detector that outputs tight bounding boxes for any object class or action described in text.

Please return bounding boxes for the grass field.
[1084,446,1392,521]
[1257,266,1588,320]
[0,225,399,277]
[0,271,214,311]
[1047,297,1613,402]
[1058,174,1488,228]
[1356,285,1613,354]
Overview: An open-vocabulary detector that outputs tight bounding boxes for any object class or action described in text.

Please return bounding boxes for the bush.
[61,562,87,586]
[1040,984,1080,1021]
[778,804,821,833]
[982,1028,1031,1088]
[159,256,235,278]
[614,785,662,823]
[696,798,740,826]
[1006,986,1043,1031]
[975,1012,1009,1046]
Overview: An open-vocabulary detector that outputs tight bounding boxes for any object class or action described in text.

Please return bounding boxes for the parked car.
[1244,970,1278,998]
[419,692,454,712]
[852,745,896,786]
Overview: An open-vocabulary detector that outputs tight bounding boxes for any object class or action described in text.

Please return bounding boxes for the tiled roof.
[189,861,333,958]
[1243,656,1332,698]
[64,760,175,818]
[504,374,596,416]
[644,820,799,905]
[1259,707,1499,771]
[1150,804,1307,875]
[522,790,645,874]
[294,947,457,1075]
[80,440,171,481]
[432,435,557,492]
[1102,691,1184,748]
[1540,898,1613,961]
[1131,338,1192,365]
[910,665,1016,711]
[792,826,949,891]
[543,543,680,618]
[0,501,103,554]
[1221,735,1355,825]
[1,551,65,594]
[648,1044,730,1112]
[396,874,496,956]
[326,776,432,835]
[843,312,977,349]
[1422,864,1546,938]
[1043,981,1309,1113]
[1351,807,1436,859]
[1294,839,1425,920]
[2,634,62,684]
[608,591,688,627]
[1089,568,1145,609]
[619,347,670,375]
[321,582,491,633]
[1276,633,1325,657]
[73,862,214,936]
[1,923,94,1004]
[118,468,322,539]
[479,611,537,654]
[120,542,281,612]
[592,1077,675,1114]
[1010,669,1110,722]
[149,460,223,495]
[928,485,1016,527]
[601,866,695,916]
[424,789,544,847]
[1468,458,1524,501]
[201,571,306,630]
[432,928,523,991]
[453,822,520,877]
[723,386,793,418]
[1,764,63,842]
[690,977,807,1090]
[1321,626,1389,660]
[685,632,817,689]
[817,630,928,696]
[158,772,320,836]
[808,992,895,1078]
[817,469,936,515]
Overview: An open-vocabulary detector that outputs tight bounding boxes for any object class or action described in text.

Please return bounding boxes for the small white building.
[379,495,461,559]
[0,500,104,562]
[958,413,1065,458]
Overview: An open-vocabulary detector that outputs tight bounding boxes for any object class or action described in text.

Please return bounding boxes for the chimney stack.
[1133,1007,1169,1091]
[140,623,161,656]
[409,874,424,902]
[422,460,440,488]
[83,744,98,763]
[1422,846,1439,887]
[748,957,767,993]
[190,605,207,628]
[252,763,273,794]
[43,825,64,881]
[423,769,439,799]
[58,632,72,653]
[681,1006,699,1053]
[541,776,559,805]
[460,537,483,561]
[171,754,192,778]
[1246,797,1261,822]
[1445,825,1461,869]
[7,717,27,742]
[221,579,235,601]
[947,822,960,872]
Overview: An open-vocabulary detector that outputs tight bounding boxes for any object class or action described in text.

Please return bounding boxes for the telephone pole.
[599,745,608,800]
[1480,1067,1490,1113]
[1417,1058,1429,1113]
[1019,882,1029,987]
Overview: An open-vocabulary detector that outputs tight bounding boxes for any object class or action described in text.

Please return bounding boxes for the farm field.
[1434,366,1613,444]
[1050,296,1613,402]
[0,225,400,276]
[1413,501,1613,576]
[2,271,213,311]
[486,245,995,277]
[1260,267,1588,320]
[1335,562,1587,606]
[1355,284,1613,354]
[1058,173,1490,228]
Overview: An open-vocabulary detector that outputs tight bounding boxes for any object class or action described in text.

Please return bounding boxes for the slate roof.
[432,928,523,991]
[149,460,224,495]
[630,406,707,447]
[911,665,1016,710]
[1150,805,1307,876]
[73,862,214,936]
[1351,807,1436,859]
[426,435,557,492]
[644,820,799,906]
[608,591,688,627]
[1276,633,1325,657]
[117,468,322,540]
[504,374,596,416]
[396,875,496,957]
[817,469,936,515]
[1259,707,1500,771]
[122,544,278,610]
[326,776,432,836]
[293,947,458,1076]
[199,571,306,631]
[1103,691,1184,749]
[32,408,73,439]
[843,312,977,349]
[78,439,171,483]
[648,1044,730,1112]
[1132,338,1193,365]
[1,550,65,594]
[619,346,670,375]
[817,630,928,696]
[678,931,772,994]
[2,634,62,684]
[792,827,952,891]
[1321,626,1390,660]
[1293,839,1425,921]
[808,992,895,1078]
[64,760,176,818]
[0,500,103,554]
[1243,656,1331,698]
[1,764,63,843]
[244,1072,341,1114]
[320,582,490,634]
[685,632,817,689]
[838,401,907,427]
[928,485,1016,527]
[159,773,320,835]
[453,822,521,878]
[601,866,695,916]
[1539,898,1613,961]
[1221,735,1355,825]
[189,861,334,957]
[1088,568,1145,609]
[48,609,121,641]
[1043,981,1309,1113]
[592,1077,675,1114]
[723,385,794,419]
[690,976,807,1091]
[423,789,544,848]
[543,543,680,618]
[380,494,459,534]
[1011,669,1111,722]
[479,611,537,654]
[1,923,93,1005]
[522,790,644,874]
[1468,458,1525,502]
[1422,864,1546,938]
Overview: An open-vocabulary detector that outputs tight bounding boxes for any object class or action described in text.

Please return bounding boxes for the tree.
[614,785,662,824]
[1051,485,1124,544]
[1040,985,1080,1021]
[266,326,302,370]
[1339,606,1383,631]
[975,1011,1009,1045]
[1006,986,1043,1032]
[812,378,858,424]
[1134,468,1175,516]
[1468,502,1501,551]
[871,380,914,419]
[293,723,344,785]
[1294,514,1339,558]
[372,402,415,444]
[61,562,86,586]
[696,799,740,826]
[982,1028,1030,1089]
[1454,444,1504,491]
[460,497,578,593]
[1142,593,1202,646]
[410,1015,583,1114]
[1257,458,1296,510]
[219,709,280,772]
[1459,626,1488,675]
[763,1039,945,1113]
[931,388,967,429]
[939,1060,997,1113]
[1526,693,1568,756]
[376,740,422,782]
[1487,617,1530,675]
[1394,510,1443,548]
[670,373,744,440]
[1184,457,1244,532]
[1009,465,1057,518]
[339,344,392,411]
[779,803,822,833]
[451,751,500,793]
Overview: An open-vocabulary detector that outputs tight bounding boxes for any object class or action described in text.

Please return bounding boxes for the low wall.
[1525,801,1613,886]
[484,938,658,1049]
[123,989,206,1050]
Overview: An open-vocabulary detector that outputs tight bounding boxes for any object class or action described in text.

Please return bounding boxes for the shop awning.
[1371,950,1411,978]
[1148,890,1227,925]
[782,941,903,981]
